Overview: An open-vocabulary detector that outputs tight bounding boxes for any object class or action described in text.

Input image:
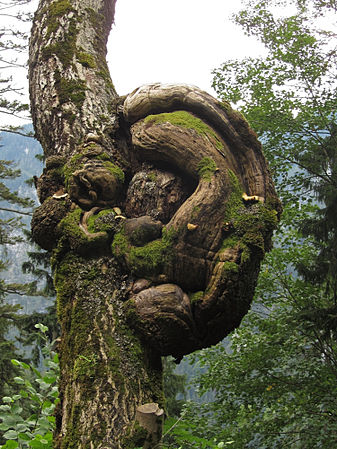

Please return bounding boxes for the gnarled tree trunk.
[29,1,281,447]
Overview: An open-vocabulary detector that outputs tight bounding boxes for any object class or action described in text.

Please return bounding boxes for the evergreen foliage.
[163,357,186,418]
[0,0,32,134]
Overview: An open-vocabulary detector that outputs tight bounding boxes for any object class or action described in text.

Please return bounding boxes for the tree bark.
[29,1,281,447]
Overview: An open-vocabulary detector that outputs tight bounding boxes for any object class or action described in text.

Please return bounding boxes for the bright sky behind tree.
[108,0,264,96]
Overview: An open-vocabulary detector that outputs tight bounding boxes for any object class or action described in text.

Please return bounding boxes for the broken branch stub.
[136,402,164,449]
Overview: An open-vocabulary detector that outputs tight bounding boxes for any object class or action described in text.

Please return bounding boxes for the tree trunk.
[29,1,281,447]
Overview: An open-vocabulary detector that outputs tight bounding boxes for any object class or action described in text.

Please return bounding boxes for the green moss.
[97,68,115,91]
[219,100,232,113]
[46,0,73,36]
[43,15,79,68]
[57,207,109,255]
[85,7,104,31]
[63,111,77,125]
[112,232,172,277]
[221,235,240,250]
[147,172,157,182]
[144,110,223,149]
[62,149,124,192]
[73,354,98,380]
[223,261,239,274]
[77,51,96,68]
[103,161,125,183]
[197,157,217,181]
[189,291,204,303]
[219,101,250,126]
[111,230,129,257]
[62,153,84,188]
[53,252,78,318]
[223,169,244,223]
[128,239,172,276]
[121,423,148,449]
[57,76,87,108]
[191,205,201,219]
[112,227,177,278]
[221,169,279,263]
[234,205,278,238]
[87,209,116,234]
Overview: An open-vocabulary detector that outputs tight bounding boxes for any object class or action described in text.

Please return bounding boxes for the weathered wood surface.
[29,0,281,447]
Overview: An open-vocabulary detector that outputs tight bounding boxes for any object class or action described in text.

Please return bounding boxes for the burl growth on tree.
[29,0,281,447]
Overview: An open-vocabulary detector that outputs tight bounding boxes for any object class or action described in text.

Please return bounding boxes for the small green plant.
[0,324,59,448]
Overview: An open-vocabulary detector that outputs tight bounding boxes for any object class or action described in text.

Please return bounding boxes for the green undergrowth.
[0,324,59,449]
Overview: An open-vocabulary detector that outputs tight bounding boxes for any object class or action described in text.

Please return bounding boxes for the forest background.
[0,0,337,448]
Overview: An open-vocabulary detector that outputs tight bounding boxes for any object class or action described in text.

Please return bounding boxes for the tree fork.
[29,0,281,447]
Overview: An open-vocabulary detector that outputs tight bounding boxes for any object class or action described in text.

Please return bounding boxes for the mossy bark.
[53,253,163,449]
[29,0,281,447]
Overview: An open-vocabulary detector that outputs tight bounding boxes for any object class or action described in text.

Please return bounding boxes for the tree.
[0,0,32,134]
[28,0,280,447]
[172,0,337,447]
[162,357,186,419]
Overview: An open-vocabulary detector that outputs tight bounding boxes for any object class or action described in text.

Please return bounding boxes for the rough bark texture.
[29,1,281,447]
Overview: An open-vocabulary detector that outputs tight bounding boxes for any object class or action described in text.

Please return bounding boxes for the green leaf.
[0,422,11,431]
[1,415,24,427]
[3,429,18,439]
[34,323,48,333]
[29,436,52,448]
[42,376,56,385]
[1,441,19,448]
[13,377,25,385]
[10,359,21,366]
[0,404,11,412]
[18,432,32,441]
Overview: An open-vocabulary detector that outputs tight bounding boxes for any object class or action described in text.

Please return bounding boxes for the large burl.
[32,83,281,361]
[29,0,281,444]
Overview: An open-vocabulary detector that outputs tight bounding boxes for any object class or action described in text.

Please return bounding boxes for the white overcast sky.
[108,0,263,97]
[1,0,265,126]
